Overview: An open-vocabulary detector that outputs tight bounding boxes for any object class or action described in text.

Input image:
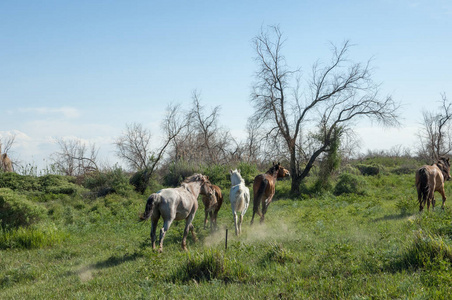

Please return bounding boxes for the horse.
[416,157,451,211]
[0,142,13,173]
[229,169,250,235]
[202,184,223,231]
[250,162,290,225]
[0,153,13,172]
[140,173,213,252]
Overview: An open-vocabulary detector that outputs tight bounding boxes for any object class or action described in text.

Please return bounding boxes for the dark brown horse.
[250,162,290,225]
[202,184,223,231]
[416,157,451,211]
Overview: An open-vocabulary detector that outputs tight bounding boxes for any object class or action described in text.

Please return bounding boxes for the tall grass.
[3,161,452,298]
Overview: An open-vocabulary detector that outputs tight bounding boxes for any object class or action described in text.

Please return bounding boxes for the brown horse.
[0,153,13,172]
[416,157,451,211]
[250,162,290,225]
[202,184,223,231]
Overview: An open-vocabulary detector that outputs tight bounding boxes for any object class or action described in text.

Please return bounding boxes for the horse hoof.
[158,248,163,253]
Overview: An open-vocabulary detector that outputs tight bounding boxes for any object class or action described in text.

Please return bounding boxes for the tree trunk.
[290,150,301,194]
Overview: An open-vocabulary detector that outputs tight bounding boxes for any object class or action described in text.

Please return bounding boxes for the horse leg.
[150,216,159,250]
[233,211,239,236]
[189,223,197,242]
[182,213,196,251]
[251,202,262,226]
[238,214,244,235]
[158,219,173,253]
[212,211,218,231]
[204,210,208,229]
[209,211,214,232]
[440,187,447,209]
[427,189,435,211]
[261,196,272,223]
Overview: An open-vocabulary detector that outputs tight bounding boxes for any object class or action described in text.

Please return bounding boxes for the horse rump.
[140,193,158,221]
[416,167,430,209]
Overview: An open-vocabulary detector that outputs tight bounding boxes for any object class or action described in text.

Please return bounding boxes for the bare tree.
[251,25,400,193]
[167,91,235,165]
[52,138,99,176]
[417,93,452,161]
[115,123,152,171]
[116,105,187,193]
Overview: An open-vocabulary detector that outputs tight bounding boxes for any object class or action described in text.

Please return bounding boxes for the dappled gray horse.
[140,174,213,252]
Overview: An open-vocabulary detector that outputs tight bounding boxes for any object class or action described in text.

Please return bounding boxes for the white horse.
[229,169,250,235]
[140,174,213,252]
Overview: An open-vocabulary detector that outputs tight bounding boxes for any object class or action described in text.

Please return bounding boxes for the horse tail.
[140,193,158,221]
[417,168,430,207]
[253,177,268,214]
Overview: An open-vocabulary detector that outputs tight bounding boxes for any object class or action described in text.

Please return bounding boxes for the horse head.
[439,157,451,181]
[267,162,290,178]
[230,169,243,186]
[277,164,290,178]
[199,175,214,195]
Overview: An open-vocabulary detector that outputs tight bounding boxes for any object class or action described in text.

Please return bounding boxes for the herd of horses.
[140,162,290,252]
[140,157,452,252]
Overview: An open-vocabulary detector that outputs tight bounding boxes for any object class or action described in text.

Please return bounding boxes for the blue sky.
[1,0,451,171]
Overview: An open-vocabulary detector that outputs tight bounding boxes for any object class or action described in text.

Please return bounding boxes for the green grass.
[2,169,452,299]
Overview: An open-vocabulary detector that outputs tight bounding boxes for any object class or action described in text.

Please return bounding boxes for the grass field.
[2,163,452,299]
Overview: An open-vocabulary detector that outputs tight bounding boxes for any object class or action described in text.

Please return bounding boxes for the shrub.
[201,164,229,188]
[172,250,225,283]
[83,168,134,197]
[333,173,367,196]
[0,173,39,191]
[235,162,259,186]
[356,164,381,176]
[391,164,417,175]
[0,188,47,229]
[129,169,151,194]
[163,160,199,187]
[38,174,80,195]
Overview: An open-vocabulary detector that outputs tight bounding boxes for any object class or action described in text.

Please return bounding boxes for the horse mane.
[265,163,280,176]
[182,174,206,184]
[436,157,450,177]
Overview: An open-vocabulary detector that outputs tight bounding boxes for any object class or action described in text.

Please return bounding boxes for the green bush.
[391,164,417,175]
[235,162,259,186]
[163,160,199,187]
[356,164,381,176]
[38,174,80,195]
[0,188,47,229]
[0,173,39,191]
[83,168,134,197]
[333,173,367,196]
[201,164,229,188]
[171,250,225,283]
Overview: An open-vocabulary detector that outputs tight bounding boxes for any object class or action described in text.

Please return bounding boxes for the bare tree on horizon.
[250,25,400,193]
[417,93,452,162]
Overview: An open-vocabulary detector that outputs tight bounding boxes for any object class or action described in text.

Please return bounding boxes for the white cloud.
[18,107,81,119]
